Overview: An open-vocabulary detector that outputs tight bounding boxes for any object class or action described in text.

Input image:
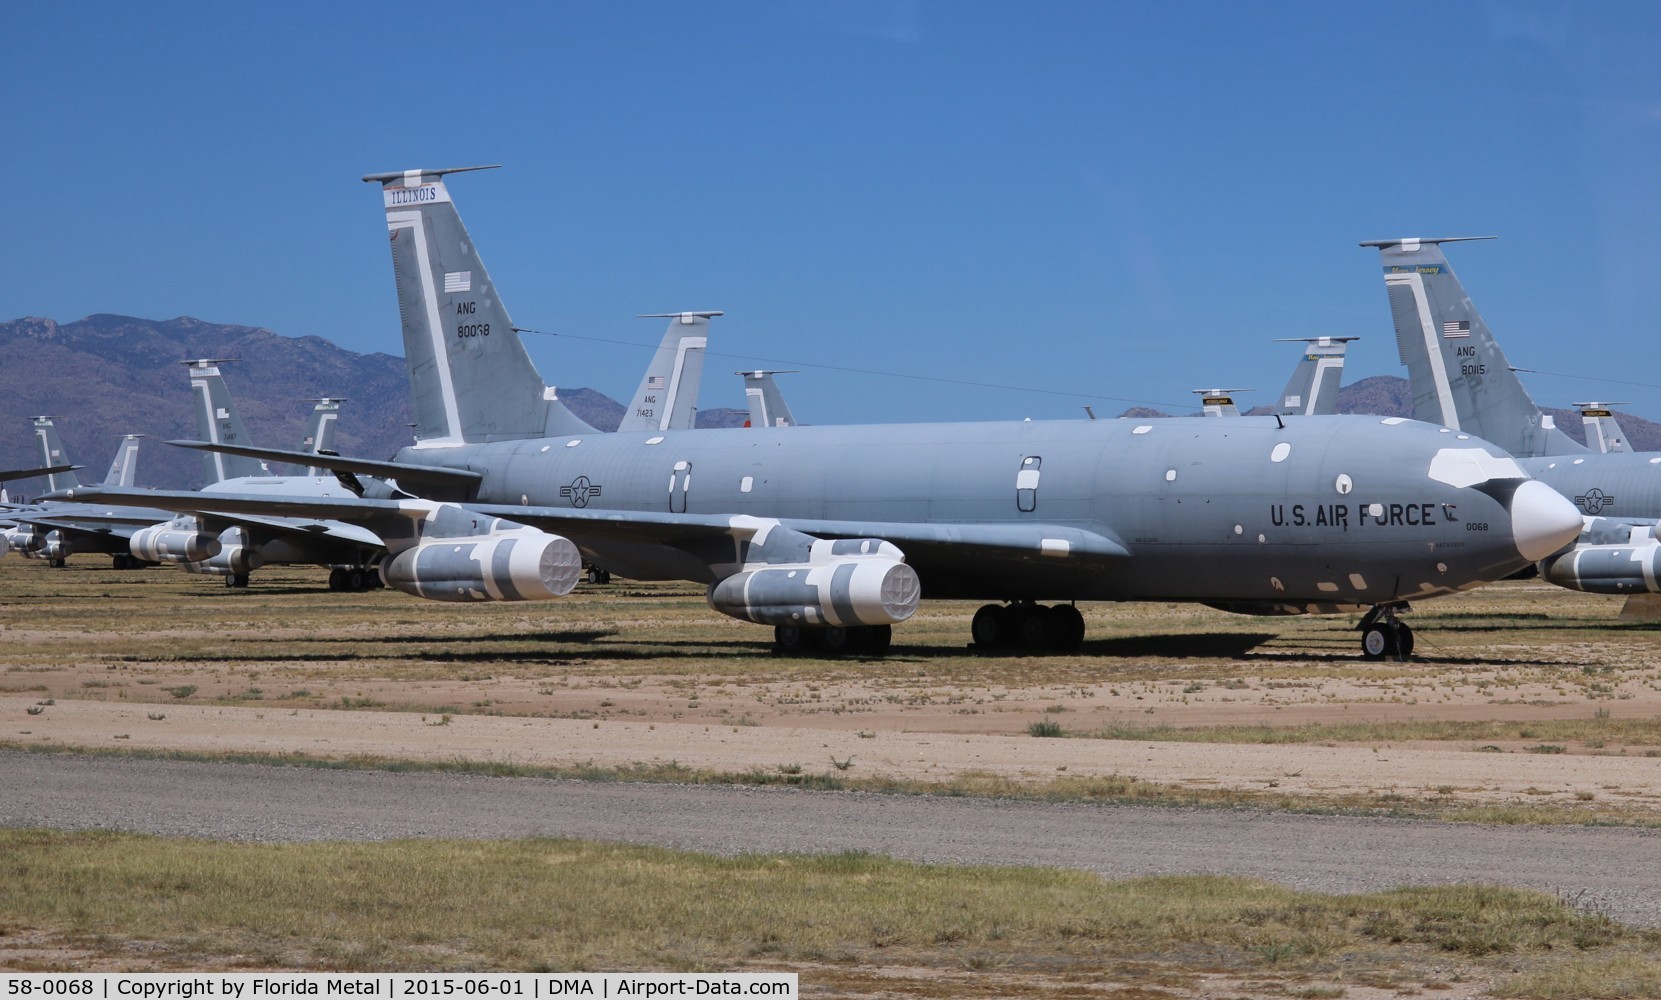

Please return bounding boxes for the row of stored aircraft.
[37,164,1610,661]
[0,310,795,587]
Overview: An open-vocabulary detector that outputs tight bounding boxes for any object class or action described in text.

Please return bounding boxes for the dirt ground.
[6,560,1661,813]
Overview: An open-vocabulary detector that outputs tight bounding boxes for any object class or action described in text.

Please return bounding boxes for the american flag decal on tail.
[1442,320,1471,339]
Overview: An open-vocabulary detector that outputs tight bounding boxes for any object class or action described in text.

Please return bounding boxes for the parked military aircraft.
[618,313,720,432]
[1573,402,1630,454]
[299,398,345,474]
[167,369,380,589]
[2,418,158,568]
[740,371,798,429]
[1270,337,1356,417]
[63,168,1585,659]
[1365,237,1661,597]
[1192,389,1248,417]
[1194,337,1353,420]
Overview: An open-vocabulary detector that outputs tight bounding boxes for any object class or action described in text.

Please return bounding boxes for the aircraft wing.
[473,506,1130,562]
[13,515,139,537]
[194,509,386,548]
[0,463,81,483]
[167,441,482,489]
[51,487,1130,568]
[11,506,172,533]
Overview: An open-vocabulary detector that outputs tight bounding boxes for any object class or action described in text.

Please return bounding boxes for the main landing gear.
[1359,604,1414,661]
[773,623,892,656]
[224,573,250,589]
[327,566,380,592]
[971,602,1086,652]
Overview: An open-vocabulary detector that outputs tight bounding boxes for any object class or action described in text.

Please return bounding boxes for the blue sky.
[7,1,1661,423]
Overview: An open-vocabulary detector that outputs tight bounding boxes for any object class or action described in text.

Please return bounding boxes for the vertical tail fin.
[364,165,593,444]
[299,397,344,475]
[1573,402,1631,453]
[1270,337,1355,416]
[184,360,269,483]
[740,370,800,428]
[1191,389,1246,417]
[103,434,142,487]
[30,417,79,492]
[618,312,721,432]
[1362,237,1585,457]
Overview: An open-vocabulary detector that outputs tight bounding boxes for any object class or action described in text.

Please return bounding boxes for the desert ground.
[6,560,1661,813]
[9,558,1661,997]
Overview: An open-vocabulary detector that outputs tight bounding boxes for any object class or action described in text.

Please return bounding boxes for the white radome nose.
[1510,480,1585,562]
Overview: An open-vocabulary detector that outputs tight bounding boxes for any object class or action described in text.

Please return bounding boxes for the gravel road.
[6,750,1659,926]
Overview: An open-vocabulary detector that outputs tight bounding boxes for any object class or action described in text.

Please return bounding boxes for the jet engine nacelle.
[181,544,266,576]
[1541,542,1661,595]
[40,530,69,561]
[381,526,582,602]
[707,534,921,627]
[4,526,43,554]
[130,525,222,564]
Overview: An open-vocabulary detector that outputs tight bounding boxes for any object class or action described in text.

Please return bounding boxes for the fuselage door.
[669,460,692,513]
[1016,455,1042,512]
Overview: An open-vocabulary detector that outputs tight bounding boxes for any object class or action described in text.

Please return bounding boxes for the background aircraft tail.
[741,370,799,428]
[103,434,142,487]
[1192,389,1245,417]
[299,397,344,475]
[364,165,594,445]
[618,312,721,432]
[185,360,270,483]
[31,417,79,492]
[1270,337,1355,416]
[1363,237,1585,457]
[1574,402,1630,454]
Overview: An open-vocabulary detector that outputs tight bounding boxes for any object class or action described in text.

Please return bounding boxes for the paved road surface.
[5,751,1658,925]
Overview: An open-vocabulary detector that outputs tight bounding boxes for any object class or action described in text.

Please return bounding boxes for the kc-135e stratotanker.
[1367,236,1661,598]
[61,167,1584,659]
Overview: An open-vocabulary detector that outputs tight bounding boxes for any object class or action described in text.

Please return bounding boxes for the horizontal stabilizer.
[1357,236,1498,249]
[361,165,502,184]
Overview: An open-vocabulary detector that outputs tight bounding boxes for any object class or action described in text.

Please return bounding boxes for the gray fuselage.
[393,413,1543,611]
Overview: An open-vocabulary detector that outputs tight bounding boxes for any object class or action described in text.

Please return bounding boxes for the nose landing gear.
[1359,603,1414,661]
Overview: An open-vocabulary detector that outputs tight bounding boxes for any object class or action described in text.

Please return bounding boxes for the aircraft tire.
[48,558,66,569]
[774,622,817,653]
[822,626,857,655]
[971,604,1011,648]
[328,568,345,591]
[1048,605,1086,650]
[347,568,368,591]
[1361,624,1396,661]
[1019,605,1053,649]
[864,624,893,657]
[1397,625,1415,657]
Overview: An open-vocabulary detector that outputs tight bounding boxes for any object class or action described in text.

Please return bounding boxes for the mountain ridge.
[6,313,1658,490]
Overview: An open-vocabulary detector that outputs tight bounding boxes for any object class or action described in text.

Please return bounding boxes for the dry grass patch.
[0,829,1654,994]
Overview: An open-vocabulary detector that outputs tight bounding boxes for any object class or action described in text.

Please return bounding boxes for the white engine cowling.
[131,524,222,563]
[381,527,582,602]
[40,530,69,561]
[1541,541,1661,595]
[707,534,921,627]
[4,526,43,554]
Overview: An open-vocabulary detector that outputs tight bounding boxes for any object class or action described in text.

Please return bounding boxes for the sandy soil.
[6,567,1661,814]
[8,692,1661,809]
